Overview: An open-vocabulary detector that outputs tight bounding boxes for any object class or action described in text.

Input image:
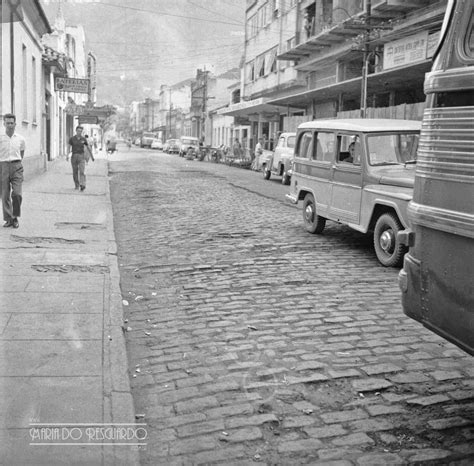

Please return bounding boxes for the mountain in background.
[42,0,245,106]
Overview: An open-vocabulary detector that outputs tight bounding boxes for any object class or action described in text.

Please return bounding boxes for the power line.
[87,1,243,26]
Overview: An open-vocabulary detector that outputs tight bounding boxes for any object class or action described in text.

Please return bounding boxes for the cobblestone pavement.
[109,150,474,465]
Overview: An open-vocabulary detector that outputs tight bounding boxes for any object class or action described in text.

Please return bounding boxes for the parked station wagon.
[262,132,296,185]
[287,119,421,267]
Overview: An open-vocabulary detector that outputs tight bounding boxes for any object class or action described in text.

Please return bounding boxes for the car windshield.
[181,138,198,145]
[367,133,419,165]
[287,136,296,148]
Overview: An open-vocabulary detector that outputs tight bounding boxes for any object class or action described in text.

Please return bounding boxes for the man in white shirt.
[0,114,26,228]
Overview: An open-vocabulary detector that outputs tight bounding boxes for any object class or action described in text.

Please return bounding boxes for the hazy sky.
[42,0,245,103]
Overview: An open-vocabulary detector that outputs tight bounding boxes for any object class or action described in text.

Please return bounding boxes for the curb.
[103,160,140,466]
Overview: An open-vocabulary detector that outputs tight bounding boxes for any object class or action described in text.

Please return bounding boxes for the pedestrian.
[0,114,25,228]
[67,125,89,191]
[251,137,263,171]
[84,135,95,163]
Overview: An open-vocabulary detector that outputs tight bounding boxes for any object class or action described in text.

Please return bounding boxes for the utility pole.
[168,87,172,139]
[360,0,371,118]
[202,71,208,142]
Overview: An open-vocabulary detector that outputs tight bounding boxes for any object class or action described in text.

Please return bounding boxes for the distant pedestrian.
[67,125,90,191]
[84,135,95,162]
[0,114,25,228]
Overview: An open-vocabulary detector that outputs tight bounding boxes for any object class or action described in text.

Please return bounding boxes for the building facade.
[219,0,306,152]
[1,0,52,179]
[270,0,446,126]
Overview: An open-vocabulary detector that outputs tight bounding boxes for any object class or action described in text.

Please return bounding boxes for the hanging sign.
[78,116,99,124]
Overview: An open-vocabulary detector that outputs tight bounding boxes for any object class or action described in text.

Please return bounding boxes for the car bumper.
[286,193,298,204]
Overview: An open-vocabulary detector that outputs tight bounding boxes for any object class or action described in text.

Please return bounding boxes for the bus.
[140,131,156,148]
[398,0,474,355]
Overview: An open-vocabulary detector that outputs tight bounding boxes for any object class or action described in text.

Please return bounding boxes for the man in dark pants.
[0,114,25,229]
[67,125,89,191]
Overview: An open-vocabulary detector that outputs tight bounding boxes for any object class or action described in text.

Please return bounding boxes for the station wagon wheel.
[282,170,290,185]
[302,193,326,234]
[262,165,271,180]
[373,213,407,267]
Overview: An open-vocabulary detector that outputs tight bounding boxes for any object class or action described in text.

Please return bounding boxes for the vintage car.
[262,132,296,185]
[150,138,164,150]
[178,136,200,158]
[164,139,180,154]
[287,119,421,267]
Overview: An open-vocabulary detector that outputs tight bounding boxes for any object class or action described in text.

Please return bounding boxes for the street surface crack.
[10,235,85,244]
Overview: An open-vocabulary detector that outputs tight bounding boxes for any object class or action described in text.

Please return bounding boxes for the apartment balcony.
[277,0,436,63]
[277,17,369,62]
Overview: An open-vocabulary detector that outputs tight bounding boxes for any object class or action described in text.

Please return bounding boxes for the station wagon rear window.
[367,133,419,166]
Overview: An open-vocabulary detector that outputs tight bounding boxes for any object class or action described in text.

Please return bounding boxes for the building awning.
[217,97,291,117]
[267,60,432,108]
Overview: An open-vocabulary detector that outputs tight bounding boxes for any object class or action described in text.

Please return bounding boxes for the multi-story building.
[1,0,52,179]
[219,0,306,152]
[269,0,447,127]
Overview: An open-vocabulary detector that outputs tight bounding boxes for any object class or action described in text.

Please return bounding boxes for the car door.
[330,133,363,225]
[294,130,333,216]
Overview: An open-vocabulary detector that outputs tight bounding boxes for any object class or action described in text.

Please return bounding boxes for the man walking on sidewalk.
[0,114,25,229]
[67,125,89,191]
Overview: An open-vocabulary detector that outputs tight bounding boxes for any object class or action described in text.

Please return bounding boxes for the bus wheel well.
[369,205,400,231]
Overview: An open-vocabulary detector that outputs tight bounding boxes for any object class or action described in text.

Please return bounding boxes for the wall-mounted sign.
[55,77,90,93]
[383,31,428,70]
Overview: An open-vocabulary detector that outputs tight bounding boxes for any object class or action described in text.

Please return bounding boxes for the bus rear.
[399,0,474,355]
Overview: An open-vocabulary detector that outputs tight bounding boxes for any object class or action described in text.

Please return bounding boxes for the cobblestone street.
[109,150,474,465]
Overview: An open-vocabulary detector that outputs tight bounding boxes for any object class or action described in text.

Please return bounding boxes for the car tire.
[373,212,407,267]
[282,170,290,185]
[263,165,271,180]
[302,193,326,234]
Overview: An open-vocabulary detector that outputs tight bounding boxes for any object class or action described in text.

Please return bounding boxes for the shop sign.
[383,31,428,70]
[55,77,90,93]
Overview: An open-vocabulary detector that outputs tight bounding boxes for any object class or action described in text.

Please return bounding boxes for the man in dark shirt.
[67,126,89,191]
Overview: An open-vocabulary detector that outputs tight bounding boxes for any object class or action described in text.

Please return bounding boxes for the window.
[248,13,258,38]
[338,134,361,164]
[256,53,265,77]
[367,133,419,165]
[265,47,278,74]
[246,61,255,81]
[32,56,37,123]
[297,132,313,159]
[22,45,27,120]
[315,132,334,161]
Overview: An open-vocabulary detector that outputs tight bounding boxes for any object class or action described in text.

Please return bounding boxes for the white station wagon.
[287,119,421,267]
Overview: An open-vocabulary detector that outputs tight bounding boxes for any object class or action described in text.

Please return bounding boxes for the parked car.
[178,136,200,157]
[287,118,421,267]
[164,139,180,154]
[151,138,163,150]
[262,132,296,185]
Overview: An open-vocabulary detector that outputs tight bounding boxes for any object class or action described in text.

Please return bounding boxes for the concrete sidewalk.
[0,153,139,465]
